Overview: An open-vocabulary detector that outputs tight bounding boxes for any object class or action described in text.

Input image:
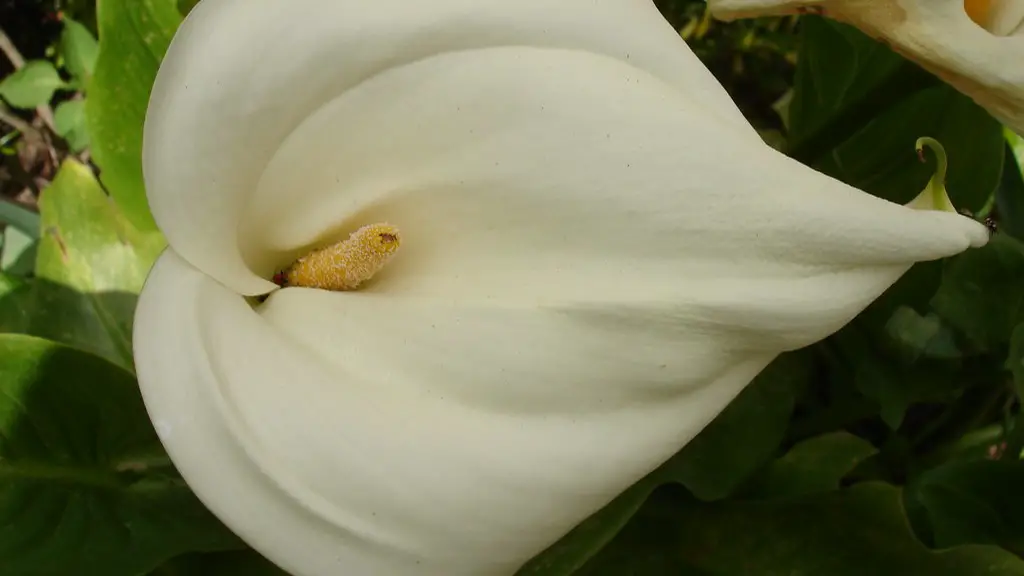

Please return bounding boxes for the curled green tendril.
[909,137,957,213]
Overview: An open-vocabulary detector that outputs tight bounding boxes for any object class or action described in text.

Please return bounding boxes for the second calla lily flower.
[708,0,1024,135]
[133,1,989,574]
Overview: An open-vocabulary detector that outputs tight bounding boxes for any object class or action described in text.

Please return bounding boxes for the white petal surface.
[143,0,752,295]
[707,0,1024,134]
[136,251,776,575]
[984,0,1024,36]
[138,221,973,576]
[136,2,994,575]
[239,47,986,313]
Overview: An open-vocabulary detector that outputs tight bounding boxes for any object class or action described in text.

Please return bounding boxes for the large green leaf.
[788,17,905,146]
[818,85,1003,212]
[87,0,182,231]
[665,351,811,501]
[998,133,1024,240]
[786,17,941,165]
[1003,324,1024,464]
[789,17,1003,212]
[581,483,1024,575]
[0,334,242,576]
[908,459,1024,555]
[0,160,165,370]
[931,233,1024,350]
[744,432,877,499]
[0,61,66,110]
[0,273,24,300]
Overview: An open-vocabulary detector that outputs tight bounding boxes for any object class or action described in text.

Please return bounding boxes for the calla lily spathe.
[134,1,988,575]
[708,0,1024,134]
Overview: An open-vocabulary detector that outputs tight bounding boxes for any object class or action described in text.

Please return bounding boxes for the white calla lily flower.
[707,0,1024,134]
[134,1,989,574]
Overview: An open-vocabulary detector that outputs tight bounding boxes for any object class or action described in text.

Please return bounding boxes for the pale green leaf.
[87,0,182,231]
[0,60,65,109]
[54,99,90,151]
[60,17,100,84]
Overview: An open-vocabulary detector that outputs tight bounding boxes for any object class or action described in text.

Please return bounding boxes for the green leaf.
[744,432,877,499]
[786,17,939,166]
[1,226,37,277]
[664,351,811,501]
[0,273,25,306]
[0,334,242,575]
[997,133,1024,240]
[582,483,1024,575]
[909,459,1024,554]
[819,85,1002,211]
[88,0,183,231]
[29,159,164,369]
[1003,324,1024,461]
[788,17,904,145]
[152,551,288,576]
[884,306,960,362]
[54,99,90,152]
[0,272,31,332]
[789,18,1003,212]
[1008,324,1024,397]
[932,233,1024,350]
[61,16,100,84]
[833,326,960,431]
[0,60,66,109]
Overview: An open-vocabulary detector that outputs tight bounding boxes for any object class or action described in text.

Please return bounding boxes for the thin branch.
[0,26,58,134]
[0,27,24,68]
[0,101,37,137]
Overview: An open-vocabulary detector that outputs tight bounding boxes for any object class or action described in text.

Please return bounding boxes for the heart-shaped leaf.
[0,334,243,575]
[580,483,1024,575]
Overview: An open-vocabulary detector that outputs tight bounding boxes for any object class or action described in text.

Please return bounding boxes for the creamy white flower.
[707,0,1024,134]
[133,1,989,575]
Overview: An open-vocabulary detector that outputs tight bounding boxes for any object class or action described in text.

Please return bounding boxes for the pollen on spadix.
[278,223,401,291]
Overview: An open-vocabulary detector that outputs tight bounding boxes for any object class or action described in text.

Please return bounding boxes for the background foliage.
[2,0,1024,574]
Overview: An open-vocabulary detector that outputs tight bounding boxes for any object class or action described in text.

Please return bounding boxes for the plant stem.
[0,101,37,136]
